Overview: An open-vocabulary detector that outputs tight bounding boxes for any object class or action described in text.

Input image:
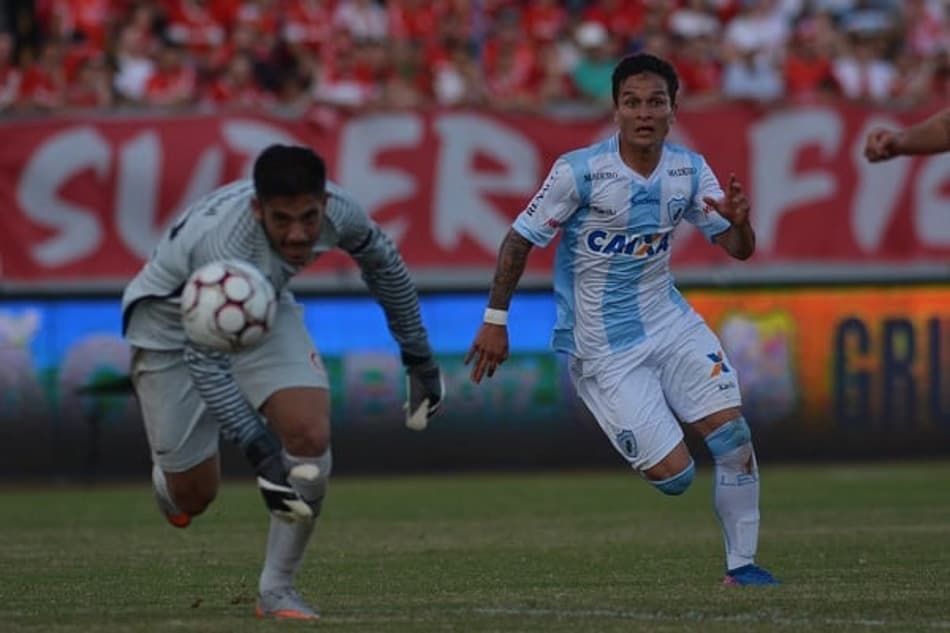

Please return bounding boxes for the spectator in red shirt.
[208,16,282,89]
[313,37,379,110]
[388,0,441,45]
[482,13,538,110]
[522,0,569,44]
[582,0,646,48]
[165,0,225,56]
[233,0,280,38]
[143,40,197,107]
[668,0,724,108]
[783,18,840,104]
[206,51,272,108]
[530,38,576,110]
[379,39,431,109]
[672,35,723,106]
[65,52,114,108]
[18,40,67,110]
[46,0,118,51]
[929,48,950,101]
[0,31,21,112]
[283,0,333,53]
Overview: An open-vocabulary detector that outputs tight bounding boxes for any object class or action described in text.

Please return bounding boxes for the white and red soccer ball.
[181,260,277,352]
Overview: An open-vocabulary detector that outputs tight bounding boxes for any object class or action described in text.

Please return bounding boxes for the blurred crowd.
[1,0,949,118]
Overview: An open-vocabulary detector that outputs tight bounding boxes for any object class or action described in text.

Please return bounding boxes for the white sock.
[259,515,317,593]
[258,451,330,594]
[705,420,760,571]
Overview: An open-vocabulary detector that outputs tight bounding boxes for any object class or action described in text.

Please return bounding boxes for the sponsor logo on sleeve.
[526,165,560,216]
[707,350,731,377]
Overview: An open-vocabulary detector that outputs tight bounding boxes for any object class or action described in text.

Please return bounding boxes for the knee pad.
[283,449,332,514]
[705,417,757,476]
[652,459,696,496]
[704,417,752,459]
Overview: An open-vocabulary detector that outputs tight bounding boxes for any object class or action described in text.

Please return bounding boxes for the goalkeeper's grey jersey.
[122,179,431,360]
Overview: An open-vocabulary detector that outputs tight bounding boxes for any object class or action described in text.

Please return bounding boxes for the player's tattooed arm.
[487,229,534,309]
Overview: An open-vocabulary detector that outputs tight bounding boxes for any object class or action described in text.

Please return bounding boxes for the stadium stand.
[1,0,947,117]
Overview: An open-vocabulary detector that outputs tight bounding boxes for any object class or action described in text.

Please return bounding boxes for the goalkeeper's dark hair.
[611,53,679,107]
[253,144,326,200]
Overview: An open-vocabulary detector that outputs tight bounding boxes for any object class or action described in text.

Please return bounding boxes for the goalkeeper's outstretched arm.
[331,191,443,429]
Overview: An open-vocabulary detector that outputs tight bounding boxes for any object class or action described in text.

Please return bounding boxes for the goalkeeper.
[121,144,444,621]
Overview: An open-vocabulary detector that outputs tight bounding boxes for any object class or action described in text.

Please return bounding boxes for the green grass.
[2,462,949,632]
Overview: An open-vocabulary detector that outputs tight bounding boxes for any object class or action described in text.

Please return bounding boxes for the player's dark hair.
[253,144,326,200]
[611,53,679,107]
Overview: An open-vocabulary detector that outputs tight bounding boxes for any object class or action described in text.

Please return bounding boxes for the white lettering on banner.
[221,119,301,178]
[750,109,839,251]
[851,116,909,251]
[16,126,108,266]
[433,114,538,251]
[338,114,422,244]
[6,108,950,283]
[116,120,298,258]
[115,132,225,258]
[916,155,950,245]
[16,118,304,267]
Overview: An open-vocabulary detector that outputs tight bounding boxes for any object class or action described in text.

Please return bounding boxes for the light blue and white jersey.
[513,135,730,359]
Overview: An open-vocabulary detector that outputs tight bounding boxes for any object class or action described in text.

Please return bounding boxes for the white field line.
[9,606,949,629]
[473,606,950,629]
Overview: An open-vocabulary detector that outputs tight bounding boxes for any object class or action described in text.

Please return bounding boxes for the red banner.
[1,105,948,288]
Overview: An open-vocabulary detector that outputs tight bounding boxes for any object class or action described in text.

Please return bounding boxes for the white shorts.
[568,317,742,471]
[131,299,329,473]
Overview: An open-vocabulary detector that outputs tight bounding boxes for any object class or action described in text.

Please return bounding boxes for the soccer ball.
[181,259,277,352]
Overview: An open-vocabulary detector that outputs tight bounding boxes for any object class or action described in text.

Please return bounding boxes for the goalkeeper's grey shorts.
[131,301,330,473]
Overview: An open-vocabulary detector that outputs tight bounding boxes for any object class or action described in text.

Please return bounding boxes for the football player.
[466,53,778,586]
[122,144,444,620]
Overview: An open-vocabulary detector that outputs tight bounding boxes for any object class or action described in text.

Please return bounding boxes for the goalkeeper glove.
[403,355,444,431]
[256,454,313,522]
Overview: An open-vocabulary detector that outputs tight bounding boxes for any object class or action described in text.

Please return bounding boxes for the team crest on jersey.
[615,430,638,459]
[667,196,688,224]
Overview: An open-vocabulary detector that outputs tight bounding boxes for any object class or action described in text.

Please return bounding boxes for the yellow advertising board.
[688,285,949,432]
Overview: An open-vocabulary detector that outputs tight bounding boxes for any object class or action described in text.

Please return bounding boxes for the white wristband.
[483,308,508,326]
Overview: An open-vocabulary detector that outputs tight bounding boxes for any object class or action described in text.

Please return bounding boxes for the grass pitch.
[2,462,949,633]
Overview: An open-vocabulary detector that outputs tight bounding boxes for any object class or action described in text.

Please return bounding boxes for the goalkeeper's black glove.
[402,354,444,431]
